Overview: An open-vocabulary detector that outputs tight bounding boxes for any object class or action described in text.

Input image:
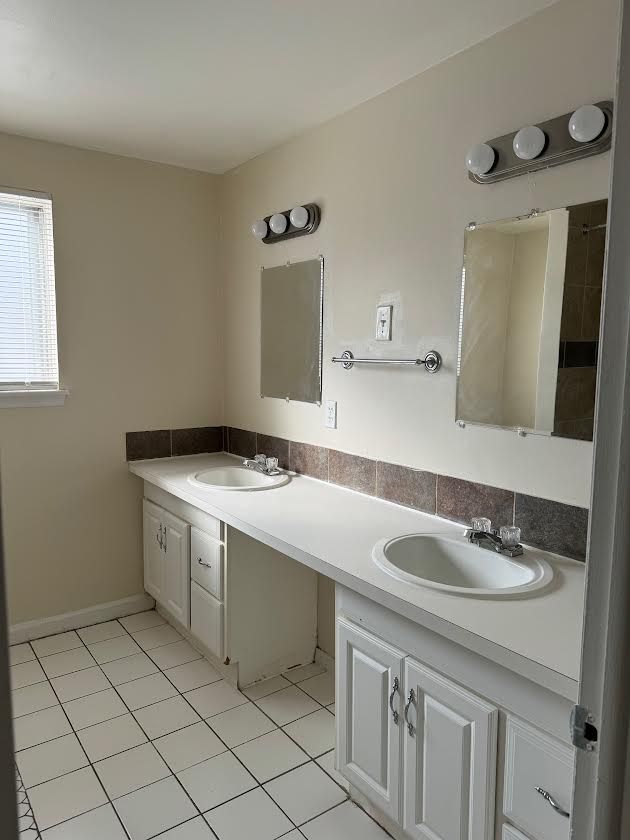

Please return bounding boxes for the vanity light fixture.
[569,104,606,143]
[251,203,321,244]
[465,143,496,176]
[269,213,288,235]
[252,219,268,240]
[512,125,546,160]
[467,100,613,184]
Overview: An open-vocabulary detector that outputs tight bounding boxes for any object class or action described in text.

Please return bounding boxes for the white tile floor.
[10,610,391,840]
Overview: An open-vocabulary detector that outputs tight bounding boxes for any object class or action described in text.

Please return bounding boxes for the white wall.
[220,0,617,509]
[0,134,222,624]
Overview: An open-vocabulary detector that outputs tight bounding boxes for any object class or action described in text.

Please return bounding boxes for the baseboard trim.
[9,593,155,645]
[315,646,335,671]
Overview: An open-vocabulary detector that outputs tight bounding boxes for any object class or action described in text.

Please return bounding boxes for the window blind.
[0,190,59,390]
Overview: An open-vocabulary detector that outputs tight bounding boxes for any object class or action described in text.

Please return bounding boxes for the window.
[0,188,65,405]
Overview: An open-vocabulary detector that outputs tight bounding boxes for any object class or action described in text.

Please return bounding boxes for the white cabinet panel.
[504,716,573,840]
[143,499,164,602]
[337,617,404,822]
[403,658,498,840]
[191,581,224,660]
[162,510,190,627]
[190,527,224,600]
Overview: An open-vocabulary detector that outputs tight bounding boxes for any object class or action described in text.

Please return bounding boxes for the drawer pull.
[389,677,400,724]
[535,786,570,818]
[197,557,212,568]
[404,689,415,735]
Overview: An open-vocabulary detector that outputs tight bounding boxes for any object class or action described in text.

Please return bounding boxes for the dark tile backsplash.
[437,476,514,528]
[226,427,257,458]
[126,430,171,461]
[329,450,377,495]
[289,441,329,481]
[172,426,223,457]
[515,494,589,561]
[126,423,589,560]
[377,462,436,514]
[126,426,222,461]
[256,434,290,470]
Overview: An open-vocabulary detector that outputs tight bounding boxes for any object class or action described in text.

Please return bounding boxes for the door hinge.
[570,704,598,751]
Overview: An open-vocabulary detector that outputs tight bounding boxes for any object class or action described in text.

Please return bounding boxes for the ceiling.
[0,0,558,174]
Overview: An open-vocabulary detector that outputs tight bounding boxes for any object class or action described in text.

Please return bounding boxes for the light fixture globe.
[569,104,606,143]
[269,213,288,235]
[251,219,268,240]
[289,205,309,229]
[465,143,496,176]
[513,125,546,160]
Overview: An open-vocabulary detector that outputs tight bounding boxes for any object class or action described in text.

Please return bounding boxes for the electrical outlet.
[376,305,392,341]
[325,400,337,429]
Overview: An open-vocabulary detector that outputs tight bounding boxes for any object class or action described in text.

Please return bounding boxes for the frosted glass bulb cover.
[466,143,496,175]
[513,125,546,160]
[569,104,606,143]
[269,213,288,234]
[252,219,268,239]
[289,205,309,229]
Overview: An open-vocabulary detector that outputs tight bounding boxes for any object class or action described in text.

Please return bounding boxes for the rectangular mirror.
[261,256,323,404]
[457,200,606,441]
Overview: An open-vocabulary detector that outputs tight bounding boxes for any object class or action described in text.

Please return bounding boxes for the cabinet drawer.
[504,716,574,840]
[191,581,224,661]
[190,527,224,600]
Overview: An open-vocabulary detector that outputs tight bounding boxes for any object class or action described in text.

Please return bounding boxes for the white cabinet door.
[162,510,190,627]
[403,658,498,840]
[191,581,224,660]
[143,500,164,602]
[337,617,404,822]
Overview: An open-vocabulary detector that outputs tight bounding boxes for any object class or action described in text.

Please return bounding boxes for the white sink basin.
[373,533,553,598]
[188,465,290,491]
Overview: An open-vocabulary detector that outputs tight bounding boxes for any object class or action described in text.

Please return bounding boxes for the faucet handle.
[471,517,492,533]
[254,454,267,464]
[499,525,521,547]
[266,457,279,472]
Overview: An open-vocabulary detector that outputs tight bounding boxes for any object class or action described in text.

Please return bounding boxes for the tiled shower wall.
[126,426,589,562]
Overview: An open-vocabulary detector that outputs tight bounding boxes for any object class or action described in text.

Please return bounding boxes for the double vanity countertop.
[129,452,585,700]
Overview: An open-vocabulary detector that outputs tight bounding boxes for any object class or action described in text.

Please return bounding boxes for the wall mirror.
[261,256,323,404]
[457,200,606,441]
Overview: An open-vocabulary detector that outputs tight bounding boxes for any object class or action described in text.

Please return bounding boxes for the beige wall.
[220,0,617,511]
[0,134,222,624]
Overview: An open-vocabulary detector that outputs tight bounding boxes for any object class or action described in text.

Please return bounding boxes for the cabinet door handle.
[162,524,167,551]
[534,787,570,818]
[389,677,400,724]
[156,527,163,549]
[197,557,212,568]
[404,689,415,735]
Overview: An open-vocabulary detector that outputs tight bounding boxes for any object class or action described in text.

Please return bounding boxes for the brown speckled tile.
[329,450,376,495]
[289,441,329,480]
[436,475,514,527]
[377,462,436,513]
[171,426,223,456]
[256,434,290,470]
[227,427,257,458]
[515,494,588,561]
[126,430,171,461]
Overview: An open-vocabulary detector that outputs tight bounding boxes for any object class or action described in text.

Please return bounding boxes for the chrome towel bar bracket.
[331,349,442,373]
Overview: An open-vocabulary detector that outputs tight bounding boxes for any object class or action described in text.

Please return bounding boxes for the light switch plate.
[376,305,392,341]
[325,400,337,429]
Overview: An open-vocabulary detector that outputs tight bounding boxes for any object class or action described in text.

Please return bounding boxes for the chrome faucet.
[464,518,524,558]
[243,453,281,476]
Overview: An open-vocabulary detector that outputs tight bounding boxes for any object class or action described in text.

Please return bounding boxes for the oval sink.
[188,465,290,491]
[373,533,553,598]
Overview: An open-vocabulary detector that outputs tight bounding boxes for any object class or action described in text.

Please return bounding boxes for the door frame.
[573,0,630,836]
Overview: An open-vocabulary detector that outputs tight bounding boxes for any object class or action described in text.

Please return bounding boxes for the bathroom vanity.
[129,451,584,840]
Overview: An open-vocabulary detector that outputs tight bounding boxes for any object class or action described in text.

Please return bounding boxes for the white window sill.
[0,389,69,408]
